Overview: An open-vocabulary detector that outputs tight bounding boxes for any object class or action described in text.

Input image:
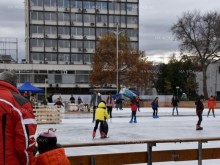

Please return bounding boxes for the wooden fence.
[33,105,63,124]
[64,138,220,165]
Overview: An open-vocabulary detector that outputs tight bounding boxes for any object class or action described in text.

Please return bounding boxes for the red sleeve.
[14,103,37,165]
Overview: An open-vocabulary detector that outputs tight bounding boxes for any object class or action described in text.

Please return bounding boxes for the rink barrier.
[63,137,220,165]
[33,106,63,124]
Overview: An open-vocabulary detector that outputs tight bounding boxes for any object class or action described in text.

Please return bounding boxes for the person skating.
[171,95,179,116]
[129,96,138,123]
[207,95,216,118]
[195,95,204,130]
[151,97,159,118]
[106,93,114,122]
[92,101,109,138]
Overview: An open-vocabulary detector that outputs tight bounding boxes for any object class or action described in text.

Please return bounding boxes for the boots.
[92,131,96,138]
[196,125,203,130]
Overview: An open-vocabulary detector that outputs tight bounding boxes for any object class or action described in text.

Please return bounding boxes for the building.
[23,0,139,94]
[25,0,139,65]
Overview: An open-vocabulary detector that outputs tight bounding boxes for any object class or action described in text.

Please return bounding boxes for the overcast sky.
[0,0,220,63]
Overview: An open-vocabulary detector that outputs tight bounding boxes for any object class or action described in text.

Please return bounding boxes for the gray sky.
[0,0,220,62]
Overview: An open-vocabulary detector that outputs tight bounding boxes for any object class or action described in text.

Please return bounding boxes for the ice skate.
[196,125,203,130]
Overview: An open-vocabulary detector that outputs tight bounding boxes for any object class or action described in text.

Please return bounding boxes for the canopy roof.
[18,82,44,93]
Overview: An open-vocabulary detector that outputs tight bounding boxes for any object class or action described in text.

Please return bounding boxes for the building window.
[96,28,107,36]
[58,13,70,22]
[45,26,57,34]
[84,41,95,49]
[71,13,82,22]
[31,25,44,34]
[45,39,57,47]
[96,15,107,23]
[71,27,83,35]
[31,11,44,20]
[58,40,70,48]
[71,54,83,62]
[44,0,56,7]
[58,26,70,35]
[127,16,138,24]
[83,1,95,9]
[31,39,44,47]
[127,3,138,13]
[84,14,95,23]
[45,53,57,61]
[45,12,57,21]
[96,2,107,10]
[71,40,83,48]
[71,0,82,8]
[55,75,62,83]
[75,75,89,83]
[31,53,44,61]
[84,27,95,36]
[84,54,91,63]
[30,0,43,7]
[127,29,138,37]
[59,53,70,62]
[57,0,70,8]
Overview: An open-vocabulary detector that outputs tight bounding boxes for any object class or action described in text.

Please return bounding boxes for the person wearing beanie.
[0,71,37,165]
[92,101,109,138]
[35,128,70,165]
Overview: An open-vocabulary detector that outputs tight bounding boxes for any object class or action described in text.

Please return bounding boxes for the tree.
[89,34,154,92]
[155,55,197,99]
[171,11,220,98]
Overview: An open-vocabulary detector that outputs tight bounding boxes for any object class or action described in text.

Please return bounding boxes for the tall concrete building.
[25,0,139,65]
[23,0,139,94]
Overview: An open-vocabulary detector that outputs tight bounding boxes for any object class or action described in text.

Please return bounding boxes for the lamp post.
[108,24,125,94]
[45,78,48,99]
[176,86,180,98]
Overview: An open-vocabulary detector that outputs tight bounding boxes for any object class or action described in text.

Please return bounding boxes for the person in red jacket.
[207,95,216,118]
[34,128,70,165]
[0,71,37,165]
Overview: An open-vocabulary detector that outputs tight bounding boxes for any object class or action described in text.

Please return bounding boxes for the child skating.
[92,101,109,139]
[151,97,159,118]
[129,96,138,123]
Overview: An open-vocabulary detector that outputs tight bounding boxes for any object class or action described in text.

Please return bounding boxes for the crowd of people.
[0,71,218,164]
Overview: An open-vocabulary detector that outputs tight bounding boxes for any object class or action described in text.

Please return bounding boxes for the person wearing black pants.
[195,95,204,130]
[106,94,114,121]
[151,97,159,118]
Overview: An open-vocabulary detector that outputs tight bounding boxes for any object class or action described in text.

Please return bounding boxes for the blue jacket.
[151,101,159,109]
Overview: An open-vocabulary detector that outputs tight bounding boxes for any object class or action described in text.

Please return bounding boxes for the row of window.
[31,25,138,37]
[30,39,138,49]
[31,52,92,63]
[31,12,138,24]
[19,73,89,84]
[31,0,138,13]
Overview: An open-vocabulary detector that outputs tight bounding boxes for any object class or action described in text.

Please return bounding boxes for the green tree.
[171,11,220,98]
[155,55,197,99]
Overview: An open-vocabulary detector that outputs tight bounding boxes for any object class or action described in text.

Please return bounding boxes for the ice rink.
[36,107,220,165]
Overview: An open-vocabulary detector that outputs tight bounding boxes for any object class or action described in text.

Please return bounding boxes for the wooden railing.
[63,137,220,165]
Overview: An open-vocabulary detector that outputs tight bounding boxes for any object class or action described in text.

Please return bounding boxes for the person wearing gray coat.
[90,91,102,123]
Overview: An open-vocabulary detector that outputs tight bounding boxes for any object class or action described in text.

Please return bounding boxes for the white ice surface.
[36,107,220,165]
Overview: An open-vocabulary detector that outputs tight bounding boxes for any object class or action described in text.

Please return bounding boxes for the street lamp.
[108,23,125,94]
[176,86,180,98]
[45,78,48,99]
